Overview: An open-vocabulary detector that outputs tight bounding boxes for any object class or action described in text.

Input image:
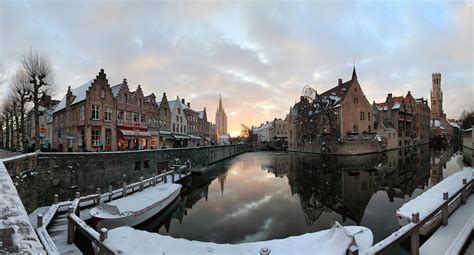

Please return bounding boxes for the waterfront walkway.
[420,195,474,254]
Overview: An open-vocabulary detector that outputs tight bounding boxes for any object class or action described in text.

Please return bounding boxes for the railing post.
[139,177,144,191]
[108,185,113,201]
[164,174,168,183]
[37,214,43,228]
[152,174,157,186]
[96,188,101,205]
[122,180,127,197]
[461,179,467,204]
[75,191,80,199]
[172,171,175,182]
[442,192,449,226]
[54,194,58,204]
[411,212,420,255]
[99,228,108,242]
[67,206,75,244]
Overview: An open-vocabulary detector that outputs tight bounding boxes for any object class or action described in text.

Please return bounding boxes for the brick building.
[287,67,374,150]
[112,80,151,150]
[168,96,189,147]
[157,93,173,148]
[182,99,202,146]
[144,93,161,149]
[53,69,117,152]
[197,108,211,145]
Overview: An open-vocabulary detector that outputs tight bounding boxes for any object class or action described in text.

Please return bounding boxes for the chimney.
[181,98,185,104]
[338,78,342,86]
[407,91,411,96]
[187,102,190,108]
[386,93,392,101]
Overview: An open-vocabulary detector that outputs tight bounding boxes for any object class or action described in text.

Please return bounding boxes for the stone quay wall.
[4,144,247,212]
[289,140,383,155]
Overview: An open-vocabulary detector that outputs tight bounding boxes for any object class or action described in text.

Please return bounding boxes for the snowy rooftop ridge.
[54,79,94,113]
[105,222,373,255]
[0,159,45,253]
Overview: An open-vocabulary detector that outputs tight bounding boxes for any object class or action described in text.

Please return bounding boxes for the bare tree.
[2,97,15,149]
[12,69,31,151]
[0,63,6,86]
[21,48,54,150]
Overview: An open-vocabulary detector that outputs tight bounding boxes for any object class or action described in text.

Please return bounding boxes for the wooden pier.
[31,168,192,254]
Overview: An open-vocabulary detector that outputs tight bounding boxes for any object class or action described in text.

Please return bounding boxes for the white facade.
[168,97,188,135]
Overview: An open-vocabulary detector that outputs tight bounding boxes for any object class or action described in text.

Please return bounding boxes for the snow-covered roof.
[111,84,122,97]
[54,80,93,113]
[198,111,205,119]
[447,120,460,129]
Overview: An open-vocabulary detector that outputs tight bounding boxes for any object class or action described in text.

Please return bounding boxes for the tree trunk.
[4,116,9,149]
[14,105,20,151]
[9,113,14,149]
[33,82,40,150]
[20,98,26,151]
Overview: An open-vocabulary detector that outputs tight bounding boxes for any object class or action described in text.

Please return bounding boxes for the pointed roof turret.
[352,65,357,80]
[218,94,223,111]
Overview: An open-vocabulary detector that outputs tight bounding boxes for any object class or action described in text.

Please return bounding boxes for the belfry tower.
[430,73,443,119]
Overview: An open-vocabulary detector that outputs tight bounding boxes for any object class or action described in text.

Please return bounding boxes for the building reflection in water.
[136,144,462,245]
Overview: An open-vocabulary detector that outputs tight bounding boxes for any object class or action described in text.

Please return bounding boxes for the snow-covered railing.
[364,169,473,255]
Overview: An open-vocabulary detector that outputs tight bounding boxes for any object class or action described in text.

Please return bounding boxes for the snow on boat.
[104,221,373,255]
[90,183,181,230]
[396,167,472,235]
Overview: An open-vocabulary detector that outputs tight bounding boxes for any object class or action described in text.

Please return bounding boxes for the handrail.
[364,178,473,254]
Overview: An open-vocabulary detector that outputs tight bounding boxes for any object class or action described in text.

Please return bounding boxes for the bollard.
[96,188,101,205]
[122,181,127,197]
[152,174,157,186]
[100,228,108,242]
[37,214,43,228]
[75,191,80,199]
[259,247,271,255]
[179,169,182,179]
[140,177,144,191]
[165,174,168,183]
[461,179,467,204]
[172,172,175,182]
[108,185,113,201]
[67,206,75,244]
[442,192,448,226]
[54,194,59,204]
[410,212,420,255]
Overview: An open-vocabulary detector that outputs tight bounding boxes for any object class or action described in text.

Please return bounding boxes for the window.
[105,107,112,122]
[360,112,365,120]
[354,98,358,103]
[124,94,128,103]
[105,128,111,146]
[173,123,176,132]
[141,115,146,124]
[100,88,105,98]
[92,105,100,120]
[133,112,139,123]
[353,125,358,132]
[80,105,85,120]
[368,125,371,132]
[176,116,179,122]
[91,129,100,146]
[139,98,142,107]
[79,129,85,146]
[178,108,181,114]
[117,110,123,121]
[368,112,371,121]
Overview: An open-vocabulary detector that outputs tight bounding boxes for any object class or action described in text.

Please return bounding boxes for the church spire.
[352,65,357,80]
[218,94,223,111]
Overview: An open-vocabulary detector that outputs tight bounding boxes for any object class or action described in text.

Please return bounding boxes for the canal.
[134,143,467,254]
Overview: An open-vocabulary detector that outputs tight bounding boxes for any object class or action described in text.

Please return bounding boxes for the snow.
[420,195,474,255]
[397,167,473,221]
[0,160,45,254]
[105,222,373,255]
[391,102,401,109]
[90,183,181,219]
[53,80,93,113]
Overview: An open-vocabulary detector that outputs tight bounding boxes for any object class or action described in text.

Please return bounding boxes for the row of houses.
[256,68,459,153]
[27,69,218,152]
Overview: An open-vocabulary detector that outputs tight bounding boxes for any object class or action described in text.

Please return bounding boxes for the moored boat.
[90,183,181,230]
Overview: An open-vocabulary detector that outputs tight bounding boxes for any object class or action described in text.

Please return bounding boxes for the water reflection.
[137,144,464,250]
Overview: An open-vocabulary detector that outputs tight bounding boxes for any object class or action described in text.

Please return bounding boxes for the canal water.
[135,143,467,254]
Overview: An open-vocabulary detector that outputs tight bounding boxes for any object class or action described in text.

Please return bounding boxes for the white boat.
[90,183,181,230]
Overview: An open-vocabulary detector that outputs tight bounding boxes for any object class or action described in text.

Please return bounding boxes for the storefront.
[118,129,151,150]
[188,135,202,147]
[172,134,190,148]
[159,131,174,149]
[150,131,159,149]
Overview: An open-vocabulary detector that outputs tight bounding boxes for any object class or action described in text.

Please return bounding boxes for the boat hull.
[94,188,181,230]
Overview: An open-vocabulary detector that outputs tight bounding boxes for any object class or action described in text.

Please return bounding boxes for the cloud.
[1,0,472,133]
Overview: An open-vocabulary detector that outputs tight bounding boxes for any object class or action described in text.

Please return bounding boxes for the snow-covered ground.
[105,222,373,255]
[0,159,45,254]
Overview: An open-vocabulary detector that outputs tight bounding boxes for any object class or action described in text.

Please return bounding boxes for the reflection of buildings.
[218,171,227,196]
[429,146,455,185]
[282,147,432,225]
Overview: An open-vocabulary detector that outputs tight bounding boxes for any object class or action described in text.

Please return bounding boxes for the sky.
[1,0,473,136]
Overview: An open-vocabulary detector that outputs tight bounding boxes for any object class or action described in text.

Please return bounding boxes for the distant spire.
[218,94,223,111]
[352,65,357,80]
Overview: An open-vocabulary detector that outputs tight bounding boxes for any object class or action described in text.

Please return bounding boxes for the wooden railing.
[364,177,473,255]
[35,167,188,255]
